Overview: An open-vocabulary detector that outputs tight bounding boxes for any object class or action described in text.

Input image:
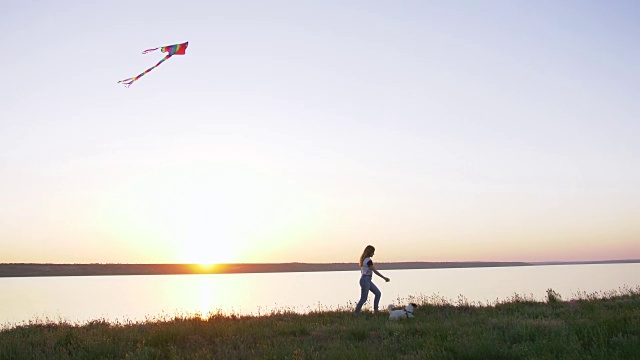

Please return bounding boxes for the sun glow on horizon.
[95,163,327,264]
[195,263,218,271]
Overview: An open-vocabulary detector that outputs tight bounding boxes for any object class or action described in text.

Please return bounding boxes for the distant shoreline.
[0,259,638,278]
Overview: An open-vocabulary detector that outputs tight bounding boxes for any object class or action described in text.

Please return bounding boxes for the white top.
[361,257,373,276]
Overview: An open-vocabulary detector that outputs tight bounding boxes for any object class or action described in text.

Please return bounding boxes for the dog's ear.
[411,303,418,308]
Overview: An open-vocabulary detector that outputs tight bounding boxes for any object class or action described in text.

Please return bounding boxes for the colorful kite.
[118,42,189,87]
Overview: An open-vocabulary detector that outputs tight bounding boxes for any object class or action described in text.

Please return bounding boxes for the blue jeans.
[354,275,381,313]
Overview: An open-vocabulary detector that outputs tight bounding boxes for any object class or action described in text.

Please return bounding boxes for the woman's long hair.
[359,245,376,267]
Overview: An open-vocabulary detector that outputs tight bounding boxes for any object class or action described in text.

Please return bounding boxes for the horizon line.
[2,259,639,265]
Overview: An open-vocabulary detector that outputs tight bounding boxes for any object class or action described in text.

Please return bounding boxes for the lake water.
[1,263,638,328]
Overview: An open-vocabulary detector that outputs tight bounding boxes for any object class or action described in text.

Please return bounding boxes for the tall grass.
[1,286,639,359]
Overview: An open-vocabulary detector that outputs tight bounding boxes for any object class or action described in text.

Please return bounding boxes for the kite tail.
[142,47,160,54]
[118,54,172,88]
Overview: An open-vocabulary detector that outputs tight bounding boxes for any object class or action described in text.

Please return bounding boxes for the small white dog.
[387,303,418,320]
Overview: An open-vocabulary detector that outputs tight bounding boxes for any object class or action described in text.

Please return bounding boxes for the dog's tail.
[387,304,394,313]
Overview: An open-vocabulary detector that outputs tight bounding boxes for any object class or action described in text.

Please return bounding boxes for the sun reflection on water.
[161,273,255,319]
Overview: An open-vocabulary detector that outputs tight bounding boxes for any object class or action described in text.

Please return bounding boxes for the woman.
[354,245,390,313]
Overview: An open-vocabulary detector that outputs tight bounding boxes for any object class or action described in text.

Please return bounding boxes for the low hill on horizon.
[1,259,637,278]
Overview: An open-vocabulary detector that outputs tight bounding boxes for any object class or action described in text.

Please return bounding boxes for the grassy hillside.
[1,287,638,359]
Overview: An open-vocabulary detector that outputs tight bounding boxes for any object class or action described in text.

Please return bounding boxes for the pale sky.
[1,1,639,264]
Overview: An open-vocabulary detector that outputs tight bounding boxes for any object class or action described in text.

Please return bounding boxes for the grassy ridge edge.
[1,287,639,359]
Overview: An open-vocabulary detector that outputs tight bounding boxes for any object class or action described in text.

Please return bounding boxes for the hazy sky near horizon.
[1,0,639,264]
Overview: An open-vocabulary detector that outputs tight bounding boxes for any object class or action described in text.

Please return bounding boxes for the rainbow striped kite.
[118,42,189,87]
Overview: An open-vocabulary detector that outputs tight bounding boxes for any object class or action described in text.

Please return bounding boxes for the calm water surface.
[1,263,638,327]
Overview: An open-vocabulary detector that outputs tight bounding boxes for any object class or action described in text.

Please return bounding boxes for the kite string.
[118,54,172,87]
